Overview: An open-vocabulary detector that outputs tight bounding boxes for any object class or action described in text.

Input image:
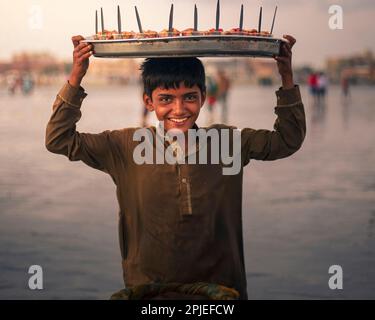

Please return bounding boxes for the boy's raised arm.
[241,35,306,164]
[45,36,119,173]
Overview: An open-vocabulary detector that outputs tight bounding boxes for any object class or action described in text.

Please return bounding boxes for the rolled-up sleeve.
[45,82,119,173]
[241,85,306,165]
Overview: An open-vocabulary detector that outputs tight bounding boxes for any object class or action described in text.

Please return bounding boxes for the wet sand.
[0,83,374,299]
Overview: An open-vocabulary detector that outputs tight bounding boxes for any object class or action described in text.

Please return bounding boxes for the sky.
[0,0,374,68]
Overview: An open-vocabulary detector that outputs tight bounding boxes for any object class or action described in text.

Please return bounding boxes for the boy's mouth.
[167,116,191,126]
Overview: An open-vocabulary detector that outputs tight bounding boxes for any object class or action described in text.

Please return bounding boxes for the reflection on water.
[0,84,374,299]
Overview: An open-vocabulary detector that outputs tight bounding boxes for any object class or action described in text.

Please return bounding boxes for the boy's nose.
[172,98,185,114]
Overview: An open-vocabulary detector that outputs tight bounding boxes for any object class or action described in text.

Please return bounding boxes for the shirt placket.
[176,164,193,217]
[156,124,194,218]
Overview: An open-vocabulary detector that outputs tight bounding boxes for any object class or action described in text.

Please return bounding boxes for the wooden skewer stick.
[258,6,262,33]
[239,4,244,31]
[168,4,174,32]
[194,4,198,31]
[101,7,104,33]
[117,5,122,34]
[270,6,278,35]
[216,0,220,31]
[135,6,143,33]
[95,10,98,34]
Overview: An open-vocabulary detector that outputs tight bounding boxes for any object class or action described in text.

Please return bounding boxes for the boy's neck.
[157,122,199,153]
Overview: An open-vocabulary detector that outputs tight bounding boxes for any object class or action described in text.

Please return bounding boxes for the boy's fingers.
[281,43,292,57]
[274,56,289,63]
[79,52,92,61]
[74,42,91,54]
[283,35,296,48]
[71,35,85,47]
[76,44,92,57]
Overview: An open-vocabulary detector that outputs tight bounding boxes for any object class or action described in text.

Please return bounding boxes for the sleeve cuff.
[57,81,87,108]
[275,85,302,106]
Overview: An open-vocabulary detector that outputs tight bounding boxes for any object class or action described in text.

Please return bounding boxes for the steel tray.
[83,35,282,58]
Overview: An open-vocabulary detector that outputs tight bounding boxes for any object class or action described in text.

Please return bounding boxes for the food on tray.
[87,4,280,58]
[93,28,272,41]
[121,31,136,39]
[243,29,258,35]
[207,28,223,35]
[181,28,205,36]
[96,30,117,40]
[138,30,159,38]
[159,28,181,37]
[224,28,246,35]
[93,28,273,40]
[259,31,271,37]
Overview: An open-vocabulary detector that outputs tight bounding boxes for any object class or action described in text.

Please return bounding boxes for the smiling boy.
[45,35,306,300]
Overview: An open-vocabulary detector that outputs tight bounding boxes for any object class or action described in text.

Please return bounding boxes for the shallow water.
[0,83,374,299]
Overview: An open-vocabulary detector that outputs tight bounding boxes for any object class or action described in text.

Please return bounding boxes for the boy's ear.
[143,93,154,111]
[201,92,206,108]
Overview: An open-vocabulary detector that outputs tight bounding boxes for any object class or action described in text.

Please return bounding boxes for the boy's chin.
[163,120,194,134]
[165,126,189,135]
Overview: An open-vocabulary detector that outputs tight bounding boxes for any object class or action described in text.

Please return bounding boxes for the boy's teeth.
[170,117,188,123]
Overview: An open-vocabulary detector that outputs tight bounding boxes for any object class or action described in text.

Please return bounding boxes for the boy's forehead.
[155,83,200,94]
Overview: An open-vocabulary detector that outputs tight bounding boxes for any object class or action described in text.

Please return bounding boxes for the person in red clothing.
[308,72,318,98]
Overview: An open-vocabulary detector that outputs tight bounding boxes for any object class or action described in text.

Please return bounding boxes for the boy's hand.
[274,35,296,90]
[69,35,93,88]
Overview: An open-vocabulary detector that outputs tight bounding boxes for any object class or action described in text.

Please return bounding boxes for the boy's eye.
[160,96,172,103]
[185,95,198,102]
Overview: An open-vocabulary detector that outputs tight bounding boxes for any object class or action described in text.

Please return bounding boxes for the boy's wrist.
[281,74,294,90]
[68,72,84,88]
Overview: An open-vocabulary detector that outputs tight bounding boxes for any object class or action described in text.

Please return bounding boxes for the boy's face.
[143,82,206,134]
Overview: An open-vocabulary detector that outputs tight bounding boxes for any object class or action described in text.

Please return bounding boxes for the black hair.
[140,57,206,98]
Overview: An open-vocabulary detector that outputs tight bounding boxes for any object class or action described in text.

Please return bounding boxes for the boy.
[45,35,305,300]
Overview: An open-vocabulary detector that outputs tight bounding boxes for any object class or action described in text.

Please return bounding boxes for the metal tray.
[83,35,282,58]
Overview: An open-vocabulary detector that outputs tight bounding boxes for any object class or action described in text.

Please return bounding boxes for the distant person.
[341,77,350,98]
[21,73,35,95]
[308,73,318,103]
[217,70,231,124]
[316,72,328,102]
[206,75,219,124]
[7,73,20,95]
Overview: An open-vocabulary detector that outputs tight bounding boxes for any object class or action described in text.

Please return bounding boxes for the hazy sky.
[0,0,374,67]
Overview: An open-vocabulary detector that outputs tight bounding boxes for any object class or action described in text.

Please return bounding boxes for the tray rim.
[82,34,284,44]
[83,35,284,59]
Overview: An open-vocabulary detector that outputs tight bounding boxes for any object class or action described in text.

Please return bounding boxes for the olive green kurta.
[45,82,306,299]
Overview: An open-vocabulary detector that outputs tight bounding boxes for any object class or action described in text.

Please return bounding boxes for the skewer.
[239,4,244,31]
[216,0,220,31]
[95,10,98,34]
[194,4,198,31]
[270,6,278,34]
[168,4,174,32]
[134,6,143,33]
[101,7,104,33]
[258,6,262,33]
[117,5,122,34]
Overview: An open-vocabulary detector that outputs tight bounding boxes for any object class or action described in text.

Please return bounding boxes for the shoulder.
[112,126,157,146]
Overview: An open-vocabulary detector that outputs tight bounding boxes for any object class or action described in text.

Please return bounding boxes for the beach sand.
[0,83,374,299]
